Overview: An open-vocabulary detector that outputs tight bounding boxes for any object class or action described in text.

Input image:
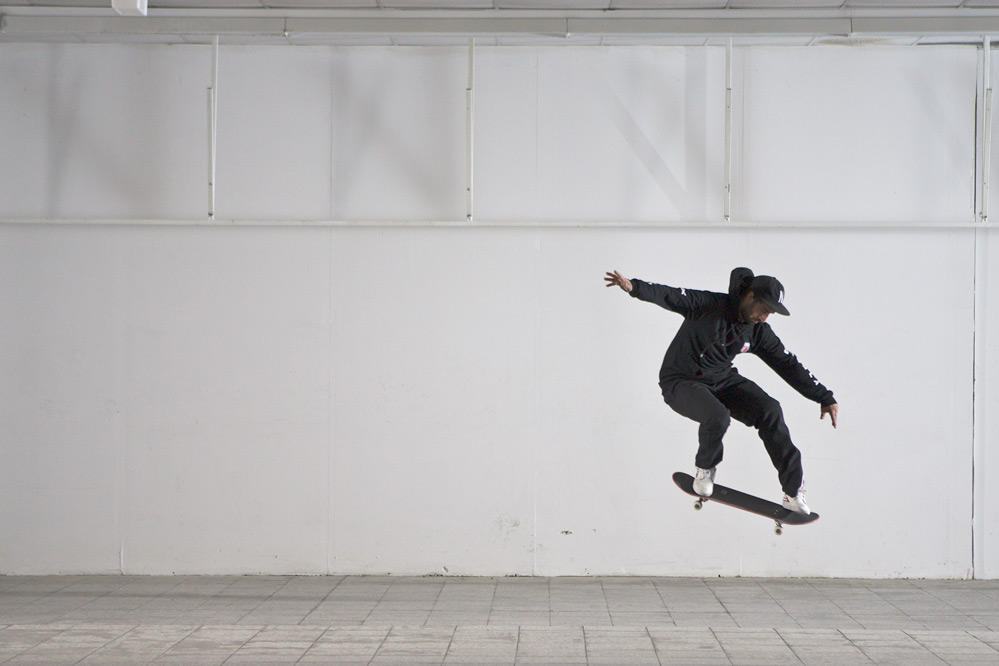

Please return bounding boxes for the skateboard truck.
[692,497,783,534]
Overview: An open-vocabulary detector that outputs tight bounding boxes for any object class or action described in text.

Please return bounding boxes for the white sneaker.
[782,491,810,515]
[693,467,716,497]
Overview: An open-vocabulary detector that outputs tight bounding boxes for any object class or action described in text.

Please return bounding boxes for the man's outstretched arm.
[754,325,838,428]
[604,270,714,317]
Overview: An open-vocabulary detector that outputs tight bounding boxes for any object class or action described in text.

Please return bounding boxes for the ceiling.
[3,0,999,9]
[4,0,999,45]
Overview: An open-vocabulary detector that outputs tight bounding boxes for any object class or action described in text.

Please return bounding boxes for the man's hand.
[821,403,838,429]
[604,270,633,293]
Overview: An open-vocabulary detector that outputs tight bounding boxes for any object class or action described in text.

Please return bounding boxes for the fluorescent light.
[112,0,148,17]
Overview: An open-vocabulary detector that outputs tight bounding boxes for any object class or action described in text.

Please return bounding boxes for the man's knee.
[703,406,731,434]
[757,397,784,429]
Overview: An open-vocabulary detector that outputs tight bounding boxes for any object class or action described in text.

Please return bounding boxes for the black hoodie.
[629,267,836,407]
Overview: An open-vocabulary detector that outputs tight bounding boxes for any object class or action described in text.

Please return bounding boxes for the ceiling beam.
[4,9,999,43]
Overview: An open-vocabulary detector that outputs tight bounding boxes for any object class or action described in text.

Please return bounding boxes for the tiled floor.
[1,576,998,664]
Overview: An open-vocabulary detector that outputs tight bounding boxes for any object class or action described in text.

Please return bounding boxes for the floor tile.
[3,576,999,665]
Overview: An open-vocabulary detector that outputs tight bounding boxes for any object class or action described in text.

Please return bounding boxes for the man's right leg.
[661,380,732,483]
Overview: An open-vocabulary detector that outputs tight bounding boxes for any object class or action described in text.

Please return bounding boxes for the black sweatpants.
[661,375,804,496]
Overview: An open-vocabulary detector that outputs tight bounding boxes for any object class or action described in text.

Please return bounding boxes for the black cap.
[750,275,790,316]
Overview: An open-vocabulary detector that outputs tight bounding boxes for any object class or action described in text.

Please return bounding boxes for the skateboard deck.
[672,472,819,535]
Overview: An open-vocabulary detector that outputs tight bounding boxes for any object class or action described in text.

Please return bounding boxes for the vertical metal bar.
[207,91,214,219]
[724,38,733,223]
[466,38,475,222]
[983,37,992,223]
[973,35,992,578]
[208,35,219,220]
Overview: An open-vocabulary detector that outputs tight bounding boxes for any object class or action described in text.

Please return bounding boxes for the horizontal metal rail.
[2,218,997,229]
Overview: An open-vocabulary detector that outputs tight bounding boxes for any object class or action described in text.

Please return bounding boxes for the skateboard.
[672,472,819,535]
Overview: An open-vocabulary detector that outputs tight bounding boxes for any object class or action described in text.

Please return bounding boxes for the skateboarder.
[604,267,838,515]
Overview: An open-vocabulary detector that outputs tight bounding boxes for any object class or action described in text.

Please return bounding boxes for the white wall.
[0,42,995,577]
[977,226,999,579]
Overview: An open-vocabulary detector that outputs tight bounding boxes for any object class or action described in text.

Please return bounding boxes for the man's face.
[739,291,776,324]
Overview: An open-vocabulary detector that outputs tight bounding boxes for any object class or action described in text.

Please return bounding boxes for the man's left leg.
[714,376,804,498]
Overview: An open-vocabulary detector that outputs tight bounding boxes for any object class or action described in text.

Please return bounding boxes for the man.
[604,267,838,515]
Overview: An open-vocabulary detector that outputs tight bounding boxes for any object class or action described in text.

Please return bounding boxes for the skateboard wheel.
[694,500,703,511]
[774,523,783,536]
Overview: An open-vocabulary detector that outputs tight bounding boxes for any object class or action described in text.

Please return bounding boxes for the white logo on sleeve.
[740,342,750,353]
